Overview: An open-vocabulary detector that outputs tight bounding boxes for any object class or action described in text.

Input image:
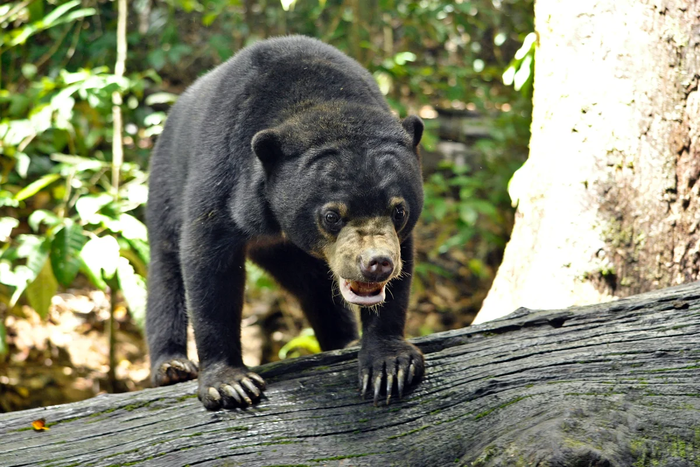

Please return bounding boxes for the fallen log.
[1,282,699,466]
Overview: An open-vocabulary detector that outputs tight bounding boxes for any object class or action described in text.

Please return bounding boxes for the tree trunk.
[1,282,699,466]
[475,0,700,324]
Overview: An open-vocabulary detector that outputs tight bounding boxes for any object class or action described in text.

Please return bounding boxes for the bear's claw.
[198,365,266,410]
[154,358,199,386]
[358,341,424,406]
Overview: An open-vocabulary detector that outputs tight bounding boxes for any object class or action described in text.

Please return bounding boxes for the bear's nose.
[359,254,394,282]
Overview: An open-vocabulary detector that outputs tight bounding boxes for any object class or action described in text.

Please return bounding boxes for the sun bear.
[146,35,425,410]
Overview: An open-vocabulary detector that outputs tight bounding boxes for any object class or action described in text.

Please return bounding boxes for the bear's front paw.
[198,363,266,410]
[358,339,424,406]
[153,357,199,386]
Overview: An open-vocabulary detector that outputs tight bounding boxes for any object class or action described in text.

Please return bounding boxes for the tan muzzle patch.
[322,217,401,306]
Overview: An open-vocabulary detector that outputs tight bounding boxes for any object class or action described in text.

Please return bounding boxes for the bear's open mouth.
[339,279,387,306]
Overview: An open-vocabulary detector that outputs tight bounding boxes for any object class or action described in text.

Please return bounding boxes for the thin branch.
[60,16,85,69]
[34,23,74,69]
[111,0,127,200]
[108,0,128,393]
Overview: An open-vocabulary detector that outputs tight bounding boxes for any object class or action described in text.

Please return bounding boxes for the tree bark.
[476,0,700,324]
[1,282,699,466]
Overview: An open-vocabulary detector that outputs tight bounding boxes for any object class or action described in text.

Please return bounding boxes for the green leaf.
[0,260,16,286]
[8,94,31,117]
[502,65,516,86]
[127,238,150,268]
[202,12,218,26]
[27,0,44,22]
[430,198,449,221]
[0,190,19,208]
[21,63,38,79]
[59,8,97,24]
[514,32,537,60]
[373,71,392,95]
[80,236,120,290]
[6,266,36,306]
[80,257,106,291]
[459,204,478,225]
[50,150,103,164]
[123,183,148,207]
[42,0,81,26]
[2,119,33,145]
[469,199,499,217]
[114,214,148,241]
[28,210,61,232]
[144,92,178,105]
[117,257,147,331]
[14,173,61,201]
[118,242,148,277]
[394,51,417,65]
[25,258,57,319]
[75,193,113,223]
[246,261,277,291]
[50,222,87,287]
[14,152,30,178]
[279,328,320,359]
[8,235,50,306]
[24,238,50,275]
[0,217,19,242]
[16,234,47,258]
[6,1,95,48]
[513,55,533,92]
[280,0,297,11]
[148,49,166,71]
[50,153,105,172]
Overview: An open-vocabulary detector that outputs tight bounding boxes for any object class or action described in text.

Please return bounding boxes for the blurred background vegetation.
[0,0,534,411]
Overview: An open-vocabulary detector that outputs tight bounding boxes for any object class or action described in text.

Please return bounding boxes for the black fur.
[146,36,425,409]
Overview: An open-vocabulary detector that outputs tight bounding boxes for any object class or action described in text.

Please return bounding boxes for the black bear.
[146,35,425,410]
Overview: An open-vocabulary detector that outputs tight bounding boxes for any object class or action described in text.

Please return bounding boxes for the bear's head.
[252,104,423,307]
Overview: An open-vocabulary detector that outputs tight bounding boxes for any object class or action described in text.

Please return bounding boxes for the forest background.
[0,0,534,411]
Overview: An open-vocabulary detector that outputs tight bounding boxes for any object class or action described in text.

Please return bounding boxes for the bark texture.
[1,282,700,467]
[476,0,700,324]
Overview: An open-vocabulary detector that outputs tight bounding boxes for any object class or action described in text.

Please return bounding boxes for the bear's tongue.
[340,279,386,306]
[351,281,382,296]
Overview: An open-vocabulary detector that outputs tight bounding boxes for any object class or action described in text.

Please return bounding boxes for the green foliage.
[503,32,537,94]
[278,328,321,360]
[116,257,147,329]
[246,261,278,293]
[0,150,151,318]
[0,1,157,335]
[150,0,534,111]
[50,221,86,286]
[25,257,57,319]
[0,1,96,50]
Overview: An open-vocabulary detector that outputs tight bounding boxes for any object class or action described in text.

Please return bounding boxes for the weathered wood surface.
[1,282,700,467]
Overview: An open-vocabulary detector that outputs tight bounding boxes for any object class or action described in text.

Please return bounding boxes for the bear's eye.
[392,205,407,224]
[323,210,342,230]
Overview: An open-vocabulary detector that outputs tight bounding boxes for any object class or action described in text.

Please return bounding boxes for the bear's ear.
[402,115,424,149]
[252,128,284,172]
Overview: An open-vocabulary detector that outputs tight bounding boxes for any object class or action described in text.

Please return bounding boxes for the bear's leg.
[181,221,265,410]
[146,243,199,386]
[248,243,359,351]
[357,234,425,405]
